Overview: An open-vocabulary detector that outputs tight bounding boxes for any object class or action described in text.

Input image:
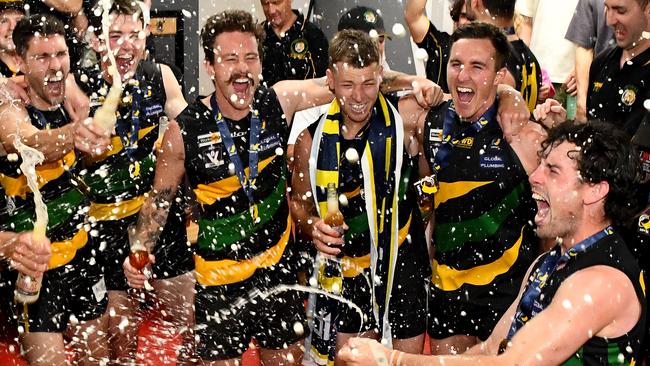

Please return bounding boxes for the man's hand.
[533,99,567,129]
[564,70,577,96]
[311,218,348,256]
[411,78,444,108]
[123,253,156,289]
[0,76,29,103]
[73,117,112,156]
[4,232,51,279]
[496,88,530,141]
[338,338,390,366]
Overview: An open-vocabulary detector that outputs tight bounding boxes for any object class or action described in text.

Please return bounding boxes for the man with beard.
[123,9,445,365]
[340,120,647,366]
[0,14,111,365]
[73,0,194,363]
[0,1,23,78]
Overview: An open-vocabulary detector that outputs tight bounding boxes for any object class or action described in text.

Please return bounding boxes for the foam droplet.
[392,23,406,38]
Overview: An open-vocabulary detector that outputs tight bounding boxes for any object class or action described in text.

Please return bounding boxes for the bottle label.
[15,274,41,297]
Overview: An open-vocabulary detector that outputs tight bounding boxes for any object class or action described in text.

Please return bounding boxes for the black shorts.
[14,238,107,333]
[95,208,193,291]
[336,262,428,340]
[427,283,509,341]
[195,256,306,360]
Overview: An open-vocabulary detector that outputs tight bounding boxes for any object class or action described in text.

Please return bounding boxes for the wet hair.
[637,0,649,8]
[88,0,146,34]
[449,0,465,22]
[450,22,509,70]
[328,29,379,70]
[540,120,647,226]
[481,0,516,20]
[12,14,65,56]
[200,10,264,64]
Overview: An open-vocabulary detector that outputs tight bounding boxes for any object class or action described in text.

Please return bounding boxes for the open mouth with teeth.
[44,72,65,95]
[456,86,475,104]
[349,103,368,114]
[232,78,252,96]
[116,55,135,75]
[532,192,550,226]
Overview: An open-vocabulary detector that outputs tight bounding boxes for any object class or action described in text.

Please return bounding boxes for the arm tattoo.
[134,187,176,251]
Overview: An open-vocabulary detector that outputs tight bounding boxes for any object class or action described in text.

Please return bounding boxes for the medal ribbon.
[210,94,261,218]
[505,226,614,342]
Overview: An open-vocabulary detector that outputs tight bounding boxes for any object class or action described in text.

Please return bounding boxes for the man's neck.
[0,51,19,72]
[204,91,251,121]
[559,219,612,253]
[621,38,650,68]
[341,118,370,140]
[28,89,60,111]
[271,11,298,36]
[459,94,497,123]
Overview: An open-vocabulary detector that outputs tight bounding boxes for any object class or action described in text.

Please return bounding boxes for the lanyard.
[114,79,142,160]
[505,226,614,341]
[210,94,261,221]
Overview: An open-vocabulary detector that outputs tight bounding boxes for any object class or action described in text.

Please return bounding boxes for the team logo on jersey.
[454,136,474,149]
[204,147,225,168]
[621,86,638,106]
[197,132,222,147]
[364,10,377,24]
[480,154,505,169]
[429,128,443,143]
[6,196,15,215]
[639,213,650,235]
[291,39,308,59]
[592,81,603,93]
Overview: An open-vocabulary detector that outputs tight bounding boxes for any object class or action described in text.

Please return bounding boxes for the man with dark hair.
[419,22,544,355]
[340,120,647,366]
[337,6,392,70]
[0,0,23,77]
[72,0,193,363]
[260,0,328,87]
[123,9,445,365]
[0,13,111,365]
[464,0,542,112]
[537,0,649,136]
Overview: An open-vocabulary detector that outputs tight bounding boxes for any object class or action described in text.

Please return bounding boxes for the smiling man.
[73,0,193,363]
[420,22,545,355]
[340,120,647,366]
[0,14,111,365]
[0,0,23,77]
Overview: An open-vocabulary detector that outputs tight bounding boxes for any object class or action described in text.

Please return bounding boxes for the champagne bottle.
[323,183,345,247]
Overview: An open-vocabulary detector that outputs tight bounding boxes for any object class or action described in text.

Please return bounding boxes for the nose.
[605,7,616,27]
[351,85,364,102]
[457,65,470,82]
[528,164,544,187]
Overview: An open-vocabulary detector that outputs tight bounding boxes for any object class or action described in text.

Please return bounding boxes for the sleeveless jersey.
[74,61,188,247]
[177,87,292,286]
[423,101,538,308]
[526,233,646,365]
[0,106,89,269]
[508,40,542,113]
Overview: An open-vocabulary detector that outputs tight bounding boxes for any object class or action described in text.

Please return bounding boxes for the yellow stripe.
[364,143,379,246]
[322,118,339,134]
[378,93,390,127]
[0,151,76,199]
[309,346,335,366]
[48,228,89,269]
[343,186,361,199]
[318,262,343,293]
[85,125,157,164]
[194,215,292,286]
[431,226,525,291]
[640,272,646,296]
[194,156,276,206]
[88,195,145,221]
[342,213,412,278]
[434,181,493,209]
[315,170,339,189]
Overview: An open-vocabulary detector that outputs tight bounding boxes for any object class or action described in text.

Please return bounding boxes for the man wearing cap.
[0,0,23,77]
[338,6,392,71]
[260,0,329,87]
